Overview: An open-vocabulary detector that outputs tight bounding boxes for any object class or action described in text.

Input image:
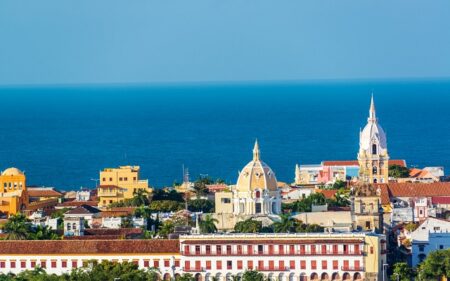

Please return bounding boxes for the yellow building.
[0,167,28,216]
[358,96,390,184]
[97,166,152,207]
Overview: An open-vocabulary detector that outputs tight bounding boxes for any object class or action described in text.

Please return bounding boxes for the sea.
[0,79,449,190]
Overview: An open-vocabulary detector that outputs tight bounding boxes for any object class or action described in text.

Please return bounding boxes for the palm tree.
[131,188,151,206]
[273,214,298,233]
[234,218,262,233]
[28,225,59,240]
[199,214,218,233]
[3,213,31,240]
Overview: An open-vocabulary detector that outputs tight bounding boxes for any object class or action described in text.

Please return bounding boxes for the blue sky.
[1,0,450,85]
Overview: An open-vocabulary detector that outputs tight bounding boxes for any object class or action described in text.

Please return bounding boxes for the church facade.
[357,96,390,184]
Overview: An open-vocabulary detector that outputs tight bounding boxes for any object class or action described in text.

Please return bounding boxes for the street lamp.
[383,263,389,281]
[90,178,99,188]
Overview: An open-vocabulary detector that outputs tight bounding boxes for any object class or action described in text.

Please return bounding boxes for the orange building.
[0,167,28,216]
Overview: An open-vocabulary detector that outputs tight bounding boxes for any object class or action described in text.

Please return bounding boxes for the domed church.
[214,141,281,230]
[233,140,281,215]
[357,95,390,183]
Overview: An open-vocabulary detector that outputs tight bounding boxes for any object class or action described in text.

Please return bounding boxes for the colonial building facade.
[0,233,386,281]
[357,96,389,184]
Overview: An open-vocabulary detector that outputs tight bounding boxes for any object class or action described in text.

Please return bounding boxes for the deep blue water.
[0,79,449,190]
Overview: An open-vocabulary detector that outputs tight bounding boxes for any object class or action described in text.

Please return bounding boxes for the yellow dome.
[1,167,24,176]
[236,141,278,192]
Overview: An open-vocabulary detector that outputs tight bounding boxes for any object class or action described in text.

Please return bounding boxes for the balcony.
[256,266,290,272]
[183,251,364,257]
[182,267,204,272]
[341,266,365,271]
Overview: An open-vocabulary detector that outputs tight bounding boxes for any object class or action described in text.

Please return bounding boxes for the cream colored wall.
[364,235,386,281]
[215,192,233,214]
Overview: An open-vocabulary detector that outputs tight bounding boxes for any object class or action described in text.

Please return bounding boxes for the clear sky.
[1,0,450,85]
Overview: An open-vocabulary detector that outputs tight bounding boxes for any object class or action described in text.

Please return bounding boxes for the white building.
[410,217,450,266]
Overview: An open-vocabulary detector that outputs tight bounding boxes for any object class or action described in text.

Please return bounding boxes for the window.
[31,261,36,268]
[237,245,242,255]
[333,244,338,254]
[300,260,306,269]
[133,177,137,181]
[440,245,444,250]
[40,260,46,268]
[124,177,128,181]
[195,261,201,270]
[175,260,180,267]
[269,245,274,254]
[311,245,316,254]
[289,245,295,254]
[279,245,284,254]
[206,261,211,270]
[206,245,211,254]
[10,261,16,268]
[372,166,378,175]
[221,198,231,203]
[255,202,262,213]
[370,246,374,254]
[227,260,232,270]
[0,261,5,268]
[61,260,67,268]
[195,245,200,254]
[372,144,377,155]
[144,260,150,267]
[153,260,159,268]
[269,260,274,270]
[216,245,222,255]
[419,245,425,252]
[279,260,285,269]
[300,245,306,254]
[216,261,222,270]
[119,177,123,181]
[311,260,317,270]
[51,260,57,268]
[258,245,263,254]
[237,260,243,270]
[322,260,327,269]
[333,260,338,270]
[67,223,71,231]
[343,260,349,270]
[290,260,295,269]
[343,244,348,253]
[109,178,113,181]
[255,191,261,198]
[321,245,327,254]
[354,260,360,269]
[248,260,253,269]
[226,245,232,255]
[21,261,26,268]
[184,245,190,254]
[164,260,170,267]
[247,245,253,255]
[258,260,264,270]
[184,261,190,270]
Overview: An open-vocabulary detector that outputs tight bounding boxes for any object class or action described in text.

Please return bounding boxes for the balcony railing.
[256,266,290,272]
[183,251,364,256]
[341,266,365,271]
[182,267,204,272]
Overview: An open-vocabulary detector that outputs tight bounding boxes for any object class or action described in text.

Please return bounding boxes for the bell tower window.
[372,166,378,175]
[372,144,377,155]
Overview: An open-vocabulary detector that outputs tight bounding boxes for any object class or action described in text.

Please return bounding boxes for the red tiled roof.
[431,196,450,204]
[322,159,406,167]
[65,205,100,215]
[316,189,338,199]
[27,189,63,198]
[58,200,99,208]
[0,240,179,255]
[379,182,450,204]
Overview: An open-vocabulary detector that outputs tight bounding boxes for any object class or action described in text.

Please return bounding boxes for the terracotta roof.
[0,240,179,255]
[316,189,338,199]
[84,228,142,236]
[380,182,450,204]
[27,188,63,198]
[65,205,100,215]
[322,159,406,167]
[431,197,450,204]
[58,200,99,208]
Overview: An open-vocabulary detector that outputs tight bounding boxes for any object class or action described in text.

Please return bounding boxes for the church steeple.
[253,139,260,161]
[368,93,377,122]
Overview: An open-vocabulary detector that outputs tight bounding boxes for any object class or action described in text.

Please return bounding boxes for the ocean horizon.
[1,79,449,190]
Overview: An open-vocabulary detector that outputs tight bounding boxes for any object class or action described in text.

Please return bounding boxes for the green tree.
[404,222,418,232]
[131,189,151,206]
[149,200,184,212]
[199,214,218,234]
[234,219,262,233]
[192,175,213,199]
[273,214,298,233]
[120,216,134,228]
[188,199,214,213]
[176,273,195,281]
[390,262,414,281]
[242,270,265,281]
[157,220,175,238]
[418,249,450,280]
[3,213,32,240]
[28,225,60,240]
[389,165,410,178]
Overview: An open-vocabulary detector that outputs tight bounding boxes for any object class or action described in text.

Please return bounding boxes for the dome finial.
[369,92,376,122]
[253,139,260,161]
